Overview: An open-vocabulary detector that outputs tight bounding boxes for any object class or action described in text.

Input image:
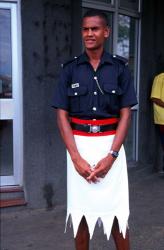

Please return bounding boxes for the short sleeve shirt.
[52,51,138,119]
[151,73,164,124]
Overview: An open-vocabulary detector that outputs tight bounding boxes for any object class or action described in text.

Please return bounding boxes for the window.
[0,120,13,176]
[117,14,139,87]
[117,14,139,160]
[0,8,12,99]
[92,0,113,3]
[119,0,139,11]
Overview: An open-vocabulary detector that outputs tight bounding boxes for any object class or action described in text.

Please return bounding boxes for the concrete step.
[0,198,27,208]
[0,186,24,200]
[0,186,27,208]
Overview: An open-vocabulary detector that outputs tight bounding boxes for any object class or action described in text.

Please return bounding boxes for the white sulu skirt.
[65,134,129,240]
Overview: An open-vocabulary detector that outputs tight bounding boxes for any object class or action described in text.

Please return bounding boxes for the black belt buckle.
[89,125,100,133]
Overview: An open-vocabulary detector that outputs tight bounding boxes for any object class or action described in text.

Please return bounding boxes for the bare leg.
[75,216,90,250]
[112,217,130,250]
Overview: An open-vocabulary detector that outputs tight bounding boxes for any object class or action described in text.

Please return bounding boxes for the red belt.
[70,117,119,137]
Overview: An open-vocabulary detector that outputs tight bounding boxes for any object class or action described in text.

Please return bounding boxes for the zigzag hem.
[65,212,129,240]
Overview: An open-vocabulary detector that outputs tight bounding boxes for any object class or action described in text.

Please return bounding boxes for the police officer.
[52,9,137,250]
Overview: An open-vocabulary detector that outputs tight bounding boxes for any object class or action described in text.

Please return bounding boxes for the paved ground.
[1,165,164,250]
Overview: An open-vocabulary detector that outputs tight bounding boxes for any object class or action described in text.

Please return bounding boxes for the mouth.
[85,39,96,44]
[85,38,95,41]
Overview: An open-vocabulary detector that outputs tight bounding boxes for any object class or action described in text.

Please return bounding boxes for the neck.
[85,47,104,61]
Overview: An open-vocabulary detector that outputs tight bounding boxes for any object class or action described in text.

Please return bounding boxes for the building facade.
[0,0,164,208]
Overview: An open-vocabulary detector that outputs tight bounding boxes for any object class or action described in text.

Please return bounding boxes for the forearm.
[110,107,131,152]
[56,109,80,161]
[151,98,164,108]
[56,109,94,181]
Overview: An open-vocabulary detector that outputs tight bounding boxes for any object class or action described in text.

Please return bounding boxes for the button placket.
[92,91,98,112]
[93,75,104,95]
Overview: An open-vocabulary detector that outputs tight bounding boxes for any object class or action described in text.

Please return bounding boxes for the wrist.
[71,152,81,162]
[109,150,119,159]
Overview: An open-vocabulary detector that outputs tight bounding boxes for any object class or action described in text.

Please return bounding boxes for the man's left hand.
[87,155,114,182]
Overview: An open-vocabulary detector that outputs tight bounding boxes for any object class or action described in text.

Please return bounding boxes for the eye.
[91,27,99,31]
[82,27,89,32]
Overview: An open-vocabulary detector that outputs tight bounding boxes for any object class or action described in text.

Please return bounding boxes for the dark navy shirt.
[52,51,138,119]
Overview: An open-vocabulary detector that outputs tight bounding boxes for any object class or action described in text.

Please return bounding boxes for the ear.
[104,27,110,38]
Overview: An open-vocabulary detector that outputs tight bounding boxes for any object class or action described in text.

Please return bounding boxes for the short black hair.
[83,9,109,26]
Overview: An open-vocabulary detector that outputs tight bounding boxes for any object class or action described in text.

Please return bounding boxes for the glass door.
[0,2,23,186]
[117,14,139,161]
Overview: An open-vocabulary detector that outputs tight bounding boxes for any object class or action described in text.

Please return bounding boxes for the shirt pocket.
[67,85,88,112]
[101,84,124,114]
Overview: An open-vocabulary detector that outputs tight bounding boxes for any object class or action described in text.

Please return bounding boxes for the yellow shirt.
[151,73,164,124]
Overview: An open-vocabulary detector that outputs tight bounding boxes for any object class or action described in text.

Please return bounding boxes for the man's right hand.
[72,156,99,183]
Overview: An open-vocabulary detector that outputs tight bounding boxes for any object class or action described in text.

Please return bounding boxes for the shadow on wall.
[43,183,55,210]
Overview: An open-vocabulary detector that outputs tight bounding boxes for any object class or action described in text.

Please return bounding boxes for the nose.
[88,28,93,36]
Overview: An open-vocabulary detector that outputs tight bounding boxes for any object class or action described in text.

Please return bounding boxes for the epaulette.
[61,56,78,68]
[112,54,128,66]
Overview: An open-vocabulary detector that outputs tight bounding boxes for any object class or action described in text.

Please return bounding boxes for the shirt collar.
[77,50,114,65]
[77,52,89,64]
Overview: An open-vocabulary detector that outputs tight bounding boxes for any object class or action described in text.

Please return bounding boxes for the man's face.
[82,16,110,51]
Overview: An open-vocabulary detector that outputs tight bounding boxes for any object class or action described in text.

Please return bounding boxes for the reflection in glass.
[119,0,139,11]
[93,0,112,3]
[104,12,113,52]
[117,14,137,76]
[124,111,137,161]
[0,9,12,98]
[0,120,13,176]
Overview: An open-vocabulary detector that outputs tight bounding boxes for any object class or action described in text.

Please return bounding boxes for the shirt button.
[74,92,78,96]
[92,107,97,111]
[94,91,97,95]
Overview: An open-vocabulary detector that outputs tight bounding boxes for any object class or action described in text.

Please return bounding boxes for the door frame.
[0,1,23,186]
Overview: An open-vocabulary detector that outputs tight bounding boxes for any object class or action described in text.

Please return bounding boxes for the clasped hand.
[73,155,114,184]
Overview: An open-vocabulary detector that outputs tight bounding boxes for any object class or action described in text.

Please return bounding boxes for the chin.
[86,46,100,51]
[86,47,95,50]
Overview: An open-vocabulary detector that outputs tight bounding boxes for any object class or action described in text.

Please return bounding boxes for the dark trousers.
[156,124,164,170]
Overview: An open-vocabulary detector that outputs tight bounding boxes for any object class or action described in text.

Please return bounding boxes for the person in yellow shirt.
[151,73,164,173]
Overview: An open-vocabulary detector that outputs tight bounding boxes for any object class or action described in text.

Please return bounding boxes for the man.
[52,9,137,250]
[151,73,164,173]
